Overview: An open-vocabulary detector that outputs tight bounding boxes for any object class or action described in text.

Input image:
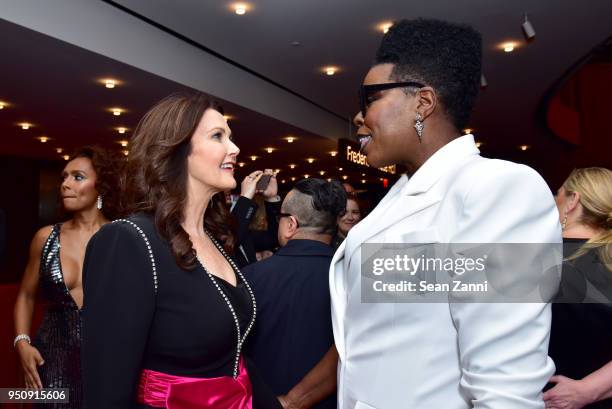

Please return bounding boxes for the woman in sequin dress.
[13,146,122,408]
[81,93,282,409]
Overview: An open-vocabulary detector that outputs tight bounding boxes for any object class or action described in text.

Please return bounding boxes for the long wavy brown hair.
[123,92,235,270]
[71,146,123,220]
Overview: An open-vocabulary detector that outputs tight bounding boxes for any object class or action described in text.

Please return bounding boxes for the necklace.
[196,230,256,378]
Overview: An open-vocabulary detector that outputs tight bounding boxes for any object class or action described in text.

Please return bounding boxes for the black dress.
[549,238,612,409]
[33,223,83,408]
[80,213,281,409]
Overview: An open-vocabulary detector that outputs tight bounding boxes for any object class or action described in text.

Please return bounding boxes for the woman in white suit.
[329,18,562,409]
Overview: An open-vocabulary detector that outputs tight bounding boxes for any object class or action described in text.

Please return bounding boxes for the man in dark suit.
[244,178,347,409]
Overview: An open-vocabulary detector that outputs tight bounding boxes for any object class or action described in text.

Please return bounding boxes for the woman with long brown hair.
[81,93,281,409]
[545,167,612,409]
[13,146,122,407]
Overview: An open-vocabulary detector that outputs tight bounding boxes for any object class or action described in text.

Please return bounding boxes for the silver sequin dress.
[33,223,82,408]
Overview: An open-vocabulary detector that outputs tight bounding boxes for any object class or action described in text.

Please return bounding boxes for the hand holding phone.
[256,174,272,191]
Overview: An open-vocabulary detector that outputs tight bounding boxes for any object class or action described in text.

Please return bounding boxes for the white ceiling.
[113,0,612,149]
[1,0,610,186]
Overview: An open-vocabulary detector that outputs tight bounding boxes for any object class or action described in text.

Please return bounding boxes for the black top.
[244,239,336,409]
[81,213,280,409]
[549,238,612,409]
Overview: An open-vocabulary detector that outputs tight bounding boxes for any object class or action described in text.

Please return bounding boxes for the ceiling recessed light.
[324,66,337,76]
[329,151,337,157]
[117,127,127,134]
[361,179,367,184]
[361,173,366,177]
[20,123,32,130]
[123,150,129,156]
[304,174,310,179]
[502,42,516,52]
[342,175,348,180]
[463,128,473,134]
[250,155,258,161]
[37,136,49,143]
[118,140,129,147]
[378,22,393,34]
[234,3,247,15]
[338,167,343,171]
[285,136,296,143]
[56,148,63,154]
[274,168,281,173]
[327,178,332,182]
[519,145,530,151]
[281,179,286,183]
[291,177,296,181]
[0,101,6,109]
[306,158,315,164]
[111,108,123,116]
[319,170,326,175]
[289,164,297,169]
[238,162,245,167]
[63,155,70,161]
[265,147,275,153]
[475,142,483,148]
[223,115,231,121]
[105,79,116,89]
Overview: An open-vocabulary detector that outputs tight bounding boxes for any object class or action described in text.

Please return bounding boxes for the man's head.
[278,178,347,246]
[354,18,482,169]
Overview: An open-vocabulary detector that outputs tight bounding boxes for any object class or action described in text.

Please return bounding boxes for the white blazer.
[330,135,561,409]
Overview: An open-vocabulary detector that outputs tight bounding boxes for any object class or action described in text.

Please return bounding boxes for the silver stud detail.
[197,230,256,379]
[113,219,158,293]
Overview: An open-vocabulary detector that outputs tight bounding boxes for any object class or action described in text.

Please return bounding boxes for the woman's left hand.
[262,169,279,201]
[544,375,595,409]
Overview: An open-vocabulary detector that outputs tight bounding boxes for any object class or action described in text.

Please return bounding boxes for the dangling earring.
[562,214,567,230]
[414,112,424,142]
[96,195,103,210]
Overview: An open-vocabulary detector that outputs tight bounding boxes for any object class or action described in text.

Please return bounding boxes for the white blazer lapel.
[344,191,441,263]
[329,239,347,359]
[343,175,407,260]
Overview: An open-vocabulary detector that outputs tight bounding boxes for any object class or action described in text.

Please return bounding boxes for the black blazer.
[81,213,281,409]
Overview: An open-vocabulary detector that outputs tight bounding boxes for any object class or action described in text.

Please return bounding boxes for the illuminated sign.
[345,144,396,174]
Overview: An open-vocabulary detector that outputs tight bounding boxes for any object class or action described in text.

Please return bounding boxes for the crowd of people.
[10,17,611,409]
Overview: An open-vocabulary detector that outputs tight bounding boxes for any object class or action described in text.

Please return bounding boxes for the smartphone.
[256,174,272,191]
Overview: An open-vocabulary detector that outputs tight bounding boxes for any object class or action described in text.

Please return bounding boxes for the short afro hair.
[376,18,482,130]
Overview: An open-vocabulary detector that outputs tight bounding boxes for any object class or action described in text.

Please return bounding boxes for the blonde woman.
[546,167,612,409]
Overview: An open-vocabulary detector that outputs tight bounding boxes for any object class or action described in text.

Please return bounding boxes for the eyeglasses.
[279,212,300,228]
[358,81,425,116]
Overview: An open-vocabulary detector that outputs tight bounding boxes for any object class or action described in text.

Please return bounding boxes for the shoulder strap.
[112,218,158,294]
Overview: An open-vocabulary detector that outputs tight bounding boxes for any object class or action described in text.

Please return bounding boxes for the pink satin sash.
[137,359,253,409]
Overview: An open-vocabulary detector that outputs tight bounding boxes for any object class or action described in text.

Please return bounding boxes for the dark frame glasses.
[358,81,425,116]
